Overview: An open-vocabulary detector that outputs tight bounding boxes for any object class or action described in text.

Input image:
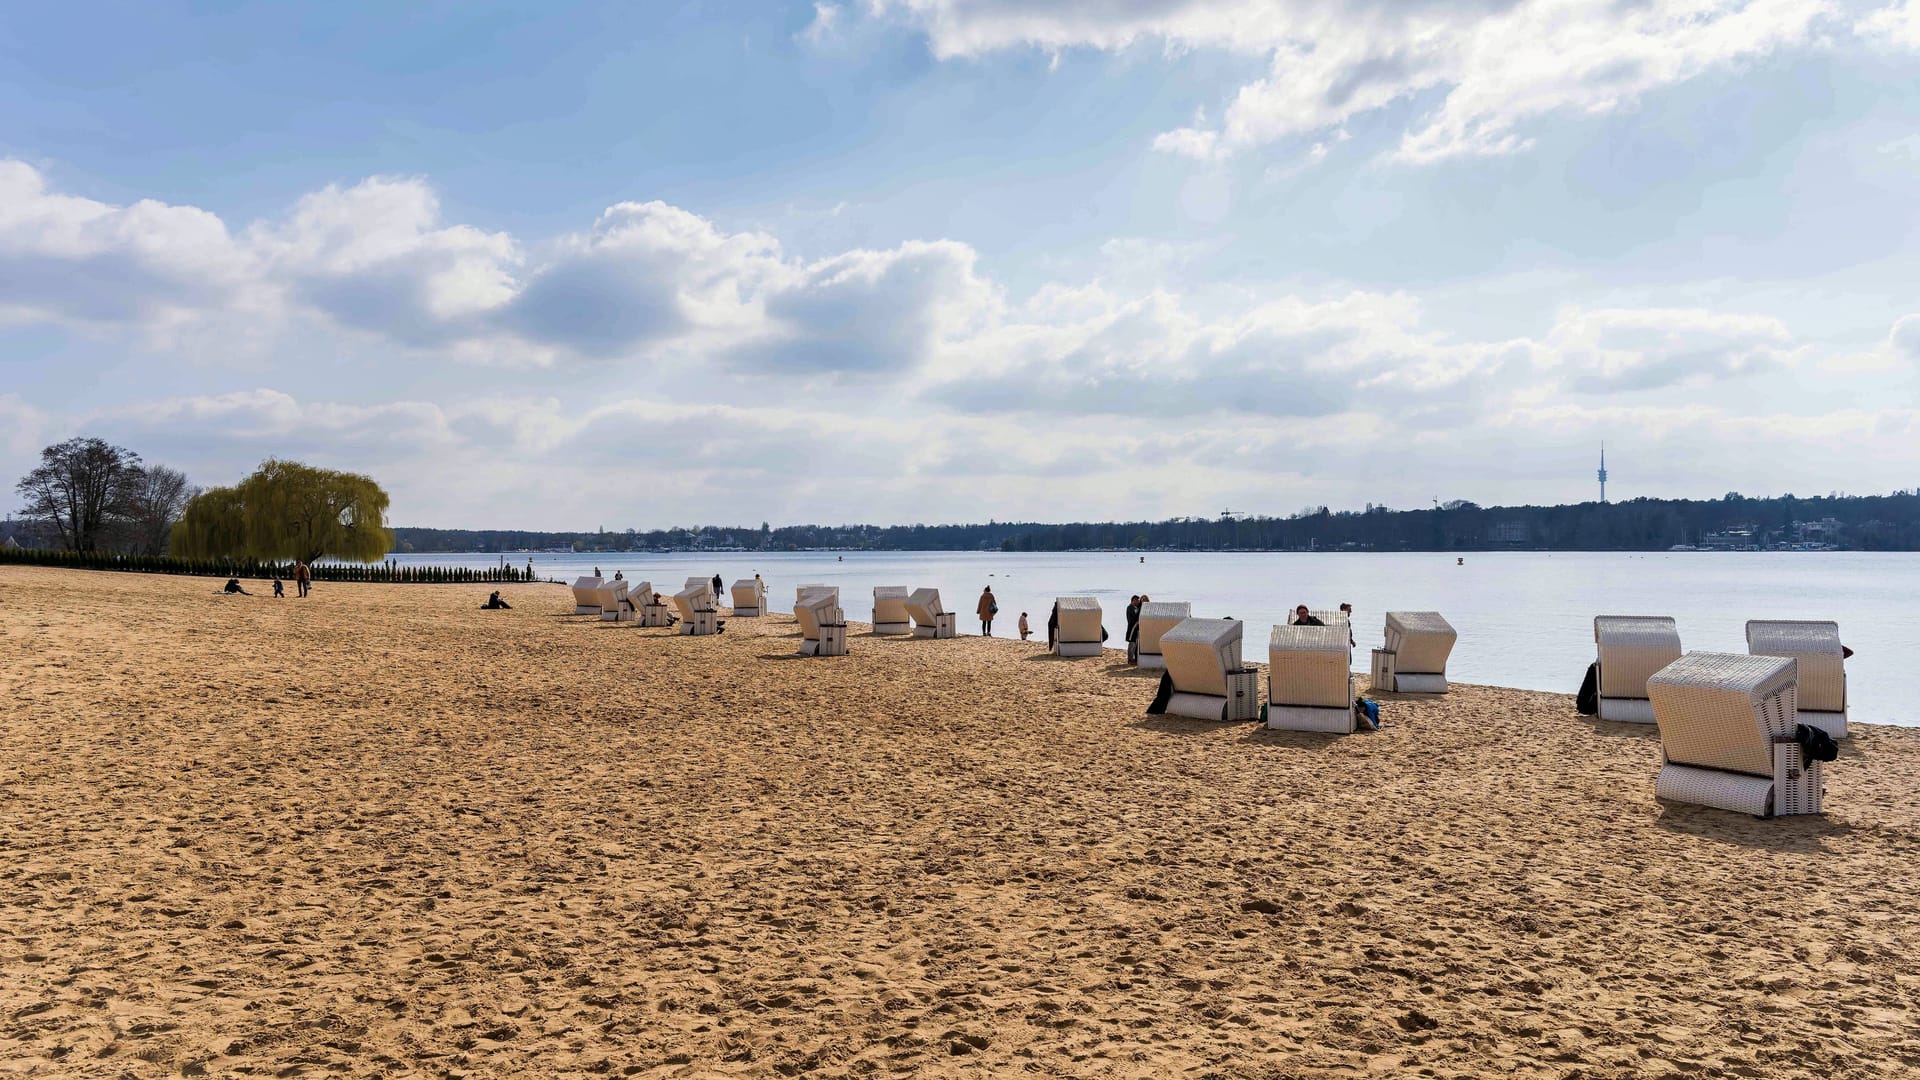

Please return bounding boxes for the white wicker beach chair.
[872,586,911,635]
[796,593,848,656]
[1650,651,1821,817]
[1052,597,1104,657]
[1746,620,1847,739]
[905,588,956,638]
[1381,611,1456,693]
[593,579,629,623]
[730,578,766,617]
[570,575,604,615]
[796,583,838,608]
[1134,601,1192,669]
[1593,616,1682,723]
[1289,609,1349,628]
[1267,622,1356,732]
[673,583,721,636]
[630,581,672,628]
[1146,618,1260,721]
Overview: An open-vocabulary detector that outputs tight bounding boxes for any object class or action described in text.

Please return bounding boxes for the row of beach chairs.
[565,576,1849,820]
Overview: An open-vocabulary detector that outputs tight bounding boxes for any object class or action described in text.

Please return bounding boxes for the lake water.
[396,550,1917,727]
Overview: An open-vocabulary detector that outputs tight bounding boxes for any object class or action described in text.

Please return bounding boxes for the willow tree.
[171,459,392,564]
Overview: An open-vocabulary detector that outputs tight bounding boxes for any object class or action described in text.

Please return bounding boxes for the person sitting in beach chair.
[1291,604,1322,626]
[482,591,512,610]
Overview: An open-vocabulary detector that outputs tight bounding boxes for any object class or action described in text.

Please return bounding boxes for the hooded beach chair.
[571,575,604,615]
[1052,597,1104,657]
[905,588,956,638]
[593,579,630,623]
[1593,615,1682,723]
[730,578,766,617]
[1146,618,1260,721]
[1746,620,1847,739]
[673,583,722,636]
[872,586,911,634]
[1650,651,1822,817]
[1267,622,1358,732]
[796,584,838,608]
[1133,601,1191,669]
[629,581,672,627]
[1377,611,1457,693]
[796,593,848,656]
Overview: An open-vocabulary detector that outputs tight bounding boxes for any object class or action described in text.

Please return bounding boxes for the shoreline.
[5,564,1918,1078]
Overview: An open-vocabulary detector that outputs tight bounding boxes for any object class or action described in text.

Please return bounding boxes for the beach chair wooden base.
[678,611,719,636]
[1799,710,1847,740]
[1137,652,1166,670]
[800,624,848,657]
[1266,704,1357,733]
[733,606,762,617]
[574,605,600,616]
[1394,672,1448,694]
[638,604,672,628]
[1598,696,1656,724]
[912,613,957,638]
[872,621,910,635]
[1656,744,1823,818]
[1054,641,1102,657]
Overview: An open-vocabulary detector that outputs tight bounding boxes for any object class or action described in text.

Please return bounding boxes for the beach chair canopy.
[873,586,911,623]
[1594,616,1683,700]
[1136,601,1193,655]
[1385,611,1456,674]
[796,593,840,639]
[1055,597,1103,643]
[1650,652,1797,778]
[797,584,838,605]
[905,588,945,623]
[1746,620,1845,714]
[1269,622,1353,709]
[1160,618,1242,697]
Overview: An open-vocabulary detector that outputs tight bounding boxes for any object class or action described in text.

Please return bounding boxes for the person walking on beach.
[712,573,724,599]
[977,586,997,636]
[1338,601,1356,647]
[1018,612,1031,641]
[272,578,285,598]
[1125,595,1143,663]
[1046,601,1059,651]
[295,560,312,598]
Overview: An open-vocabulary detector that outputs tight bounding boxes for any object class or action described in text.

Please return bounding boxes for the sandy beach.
[3,564,1918,1078]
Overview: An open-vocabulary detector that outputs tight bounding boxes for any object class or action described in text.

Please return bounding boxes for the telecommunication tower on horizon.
[1598,443,1609,504]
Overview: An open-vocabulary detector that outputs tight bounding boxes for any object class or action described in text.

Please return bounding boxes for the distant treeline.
[391,491,1920,553]
[0,546,539,584]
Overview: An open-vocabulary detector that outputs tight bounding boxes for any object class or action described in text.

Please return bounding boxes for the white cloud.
[1891,313,1920,358]
[1542,307,1795,392]
[1857,0,1920,46]
[857,0,1837,163]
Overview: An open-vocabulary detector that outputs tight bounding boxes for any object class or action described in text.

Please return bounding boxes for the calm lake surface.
[394,550,1918,727]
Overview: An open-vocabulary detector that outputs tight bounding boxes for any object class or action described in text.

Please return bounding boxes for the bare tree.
[13,437,145,552]
[127,465,196,555]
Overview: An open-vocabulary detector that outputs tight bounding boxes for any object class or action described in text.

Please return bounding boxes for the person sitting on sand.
[1292,604,1322,626]
[223,578,251,595]
[272,579,285,598]
[1018,612,1031,641]
[481,591,512,610]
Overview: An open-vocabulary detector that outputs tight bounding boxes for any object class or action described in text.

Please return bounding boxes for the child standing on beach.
[1018,612,1030,641]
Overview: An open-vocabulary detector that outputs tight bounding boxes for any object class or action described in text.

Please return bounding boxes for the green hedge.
[0,547,540,584]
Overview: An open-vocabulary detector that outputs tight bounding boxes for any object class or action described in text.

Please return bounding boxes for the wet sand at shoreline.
[3,565,1918,1078]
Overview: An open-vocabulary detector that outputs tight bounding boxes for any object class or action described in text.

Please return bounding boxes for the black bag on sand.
[1576,662,1599,715]
[1146,672,1174,715]
[1795,724,1839,763]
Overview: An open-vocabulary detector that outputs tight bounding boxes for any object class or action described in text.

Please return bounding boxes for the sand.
[2,565,1918,1079]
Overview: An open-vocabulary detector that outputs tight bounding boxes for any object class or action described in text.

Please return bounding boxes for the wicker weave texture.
[1160,618,1241,698]
[1649,652,1797,777]
[796,584,838,605]
[1594,615,1682,699]
[1655,764,1774,816]
[1384,611,1456,674]
[1269,624,1352,708]
[872,587,911,627]
[628,581,655,607]
[1267,702,1355,733]
[1055,597,1103,643]
[1136,602,1192,655]
[1746,619,1846,715]
[905,588,945,627]
[796,596,843,641]
[570,576,604,611]
[730,580,765,612]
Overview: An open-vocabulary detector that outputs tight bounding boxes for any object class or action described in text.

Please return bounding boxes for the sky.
[3,0,1918,530]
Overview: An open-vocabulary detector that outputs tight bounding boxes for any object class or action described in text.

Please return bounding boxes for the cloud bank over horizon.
[2,2,1916,530]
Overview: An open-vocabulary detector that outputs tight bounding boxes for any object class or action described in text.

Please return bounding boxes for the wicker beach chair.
[1380,611,1457,693]
[730,578,766,617]
[1268,622,1357,732]
[673,583,722,636]
[1650,651,1821,817]
[905,588,956,638]
[592,579,629,623]
[1593,615,1682,723]
[1746,620,1847,739]
[796,593,848,656]
[1146,618,1260,721]
[796,584,838,607]
[570,575,604,615]
[872,586,912,635]
[1052,597,1105,657]
[1134,601,1192,669]
[630,581,672,628]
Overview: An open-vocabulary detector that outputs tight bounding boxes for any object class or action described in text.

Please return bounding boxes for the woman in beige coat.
[976,586,997,637]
